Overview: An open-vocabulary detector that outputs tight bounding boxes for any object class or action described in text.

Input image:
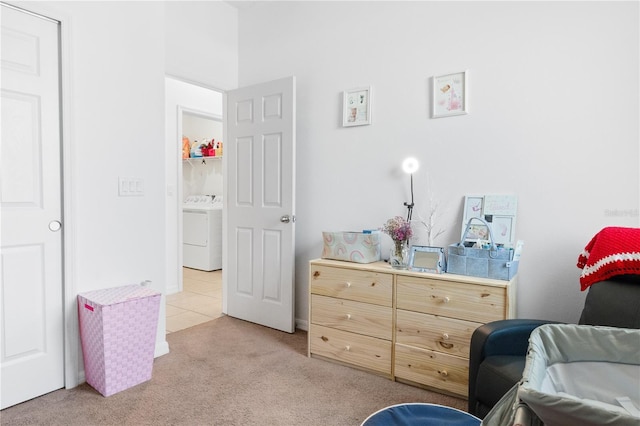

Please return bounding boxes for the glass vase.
[390,241,410,270]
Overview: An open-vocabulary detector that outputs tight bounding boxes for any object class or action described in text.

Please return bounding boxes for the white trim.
[155,340,170,358]
[164,77,228,317]
[58,6,81,391]
[166,74,229,94]
[0,1,58,23]
[172,105,223,295]
[295,318,308,332]
[222,91,228,316]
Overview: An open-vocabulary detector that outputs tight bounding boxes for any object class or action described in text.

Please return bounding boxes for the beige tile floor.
[166,268,223,334]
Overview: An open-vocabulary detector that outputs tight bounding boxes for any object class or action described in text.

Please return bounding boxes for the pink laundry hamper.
[77,284,161,397]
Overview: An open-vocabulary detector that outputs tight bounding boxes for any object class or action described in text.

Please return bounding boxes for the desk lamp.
[402,157,419,221]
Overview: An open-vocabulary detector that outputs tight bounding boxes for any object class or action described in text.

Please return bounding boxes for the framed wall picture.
[432,70,468,118]
[409,246,446,273]
[343,86,372,127]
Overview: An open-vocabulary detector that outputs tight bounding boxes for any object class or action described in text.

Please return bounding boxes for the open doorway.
[166,269,223,333]
[164,77,224,333]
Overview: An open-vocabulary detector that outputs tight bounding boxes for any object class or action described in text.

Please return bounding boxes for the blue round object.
[361,403,481,426]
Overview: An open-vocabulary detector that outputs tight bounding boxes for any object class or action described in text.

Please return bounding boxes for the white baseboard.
[165,283,179,295]
[155,339,170,357]
[295,317,308,332]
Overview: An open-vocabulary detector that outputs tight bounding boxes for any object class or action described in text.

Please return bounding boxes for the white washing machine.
[183,195,222,271]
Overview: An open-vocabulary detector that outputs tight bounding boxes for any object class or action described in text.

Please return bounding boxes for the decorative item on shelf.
[182,136,191,159]
[402,157,419,221]
[382,216,413,270]
[205,140,215,157]
[190,141,203,158]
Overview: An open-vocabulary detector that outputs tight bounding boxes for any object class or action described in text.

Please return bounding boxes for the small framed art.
[409,246,446,273]
[460,194,518,245]
[432,71,468,118]
[343,86,372,127]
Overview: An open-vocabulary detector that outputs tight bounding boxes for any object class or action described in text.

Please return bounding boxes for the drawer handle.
[345,345,351,351]
[439,370,449,377]
[346,314,352,320]
[442,296,451,304]
[442,333,449,340]
[345,282,352,288]
[438,341,454,350]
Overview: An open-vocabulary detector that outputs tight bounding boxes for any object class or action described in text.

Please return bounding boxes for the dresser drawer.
[396,276,506,323]
[396,310,479,358]
[394,343,468,397]
[311,294,392,340]
[310,264,392,307]
[310,325,392,376]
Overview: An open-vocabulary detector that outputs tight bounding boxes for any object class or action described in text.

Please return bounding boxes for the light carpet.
[1,315,466,425]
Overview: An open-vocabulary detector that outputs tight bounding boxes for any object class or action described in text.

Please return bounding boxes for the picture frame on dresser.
[461,194,518,245]
[408,246,446,273]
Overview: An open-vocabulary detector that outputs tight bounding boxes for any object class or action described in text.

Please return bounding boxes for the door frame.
[47,2,79,390]
[3,1,80,388]
[175,104,223,294]
[165,76,226,305]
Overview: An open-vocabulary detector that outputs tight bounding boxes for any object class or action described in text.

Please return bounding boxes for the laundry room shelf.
[183,157,222,166]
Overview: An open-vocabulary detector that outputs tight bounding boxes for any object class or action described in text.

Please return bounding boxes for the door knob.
[280,215,295,223]
[49,220,62,232]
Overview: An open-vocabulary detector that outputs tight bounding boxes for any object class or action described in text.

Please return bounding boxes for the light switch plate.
[119,177,144,196]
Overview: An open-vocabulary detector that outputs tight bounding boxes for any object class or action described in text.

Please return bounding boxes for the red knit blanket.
[577,227,640,290]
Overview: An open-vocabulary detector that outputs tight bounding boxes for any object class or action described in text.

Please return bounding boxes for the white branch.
[418,196,446,246]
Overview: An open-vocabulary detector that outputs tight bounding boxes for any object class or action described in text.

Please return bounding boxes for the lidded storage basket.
[77,284,161,397]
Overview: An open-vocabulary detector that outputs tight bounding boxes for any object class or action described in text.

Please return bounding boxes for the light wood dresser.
[308,258,517,398]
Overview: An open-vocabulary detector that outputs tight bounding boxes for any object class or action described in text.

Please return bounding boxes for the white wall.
[183,159,224,198]
[237,1,640,324]
[165,1,238,90]
[17,0,239,387]
[62,1,166,292]
[22,0,170,385]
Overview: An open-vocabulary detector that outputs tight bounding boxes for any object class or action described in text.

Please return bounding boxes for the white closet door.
[1,4,65,409]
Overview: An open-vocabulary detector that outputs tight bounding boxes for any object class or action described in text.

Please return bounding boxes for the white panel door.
[225,77,296,333]
[0,4,64,409]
